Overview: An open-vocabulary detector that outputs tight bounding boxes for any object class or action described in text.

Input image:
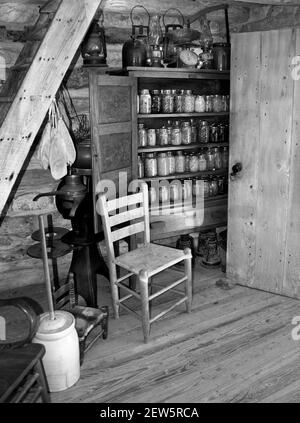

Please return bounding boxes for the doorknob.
[230,162,242,179]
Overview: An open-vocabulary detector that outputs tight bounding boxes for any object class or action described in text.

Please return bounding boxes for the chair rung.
[119,302,141,319]
[116,272,134,283]
[150,296,188,324]
[149,276,187,301]
[117,281,141,299]
[118,293,135,303]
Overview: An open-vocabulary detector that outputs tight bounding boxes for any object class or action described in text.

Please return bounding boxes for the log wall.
[0,0,300,291]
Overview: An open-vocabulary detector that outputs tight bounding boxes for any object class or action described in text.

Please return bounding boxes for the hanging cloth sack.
[48,99,76,180]
[36,102,56,170]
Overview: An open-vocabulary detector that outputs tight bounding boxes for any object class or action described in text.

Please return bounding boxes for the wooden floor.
[2,259,300,403]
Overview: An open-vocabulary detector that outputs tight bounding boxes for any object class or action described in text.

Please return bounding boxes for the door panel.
[228,28,300,298]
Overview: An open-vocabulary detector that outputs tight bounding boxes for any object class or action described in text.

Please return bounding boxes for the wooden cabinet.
[89,67,230,240]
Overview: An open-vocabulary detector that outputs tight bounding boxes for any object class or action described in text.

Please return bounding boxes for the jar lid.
[140,89,150,94]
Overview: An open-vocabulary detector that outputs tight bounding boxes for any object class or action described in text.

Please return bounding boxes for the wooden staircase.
[0,0,102,217]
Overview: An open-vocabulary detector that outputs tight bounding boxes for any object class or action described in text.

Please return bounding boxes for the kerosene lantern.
[81,9,107,66]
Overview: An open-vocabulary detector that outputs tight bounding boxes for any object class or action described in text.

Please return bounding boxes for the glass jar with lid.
[174,89,184,113]
[138,154,145,178]
[159,184,169,203]
[167,151,175,174]
[182,179,193,200]
[214,147,222,170]
[175,151,185,173]
[190,119,197,144]
[222,146,229,168]
[205,95,213,112]
[212,94,223,113]
[217,176,225,195]
[209,177,219,197]
[138,123,147,147]
[183,89,195,113]
[218,123,226,142]
[184,152,191,171]
[171,120,182,145]
[181,121,192,145]
[145,153,158,177]
[139,89,152,114]
[193,178,202,197]
[195,95,206,113]
[198,150,207,171]
[147,128,156,146]
[158,126,169,146]
[170,182,180,202]
[199,120,210,143]
[151,90,161,113]
[166,120,172,144]
[157,152,169,176]
[210,122,219,143]
[162,89,174,113]
[221,95,227,112]
[206,148,215,170]
[149,185,157,204]
[189,152,199,173]
[203,178,210,198]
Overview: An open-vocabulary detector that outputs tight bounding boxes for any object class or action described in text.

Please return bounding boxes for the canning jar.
[138,123,147,147]
[210,122,219,143]
[212,94,223,113]
[145,153,157,177]
[194,95,206,113]
[199,120,210,143]
[183,89,195,113]
[166,120,172,144]
[193,178,202,197]
[190,119,197,144]
[221,95,227,112]
[218,123,226,142]
[149,185,157,204]
[157,152,169,176]
[206,148,215,170]
[139,89,151,114]
[181,121,192,145]
[203,179,210,198]
[205,95,214,112]
[174,89,184,113]
[138,155,145,178]
[171,121,182,146]
[222,146,229,168]
[185,152,190,171]
[182,179,193,200]
[162,89,174,113]
[209,178,219,197]
[158,126,169,146]
[170,182,180,202]
[175,151,185,173]
[217,176,225,194]
[189,152,199,172]
[151,90,161,113]
[214,147,222,170]
[147,128,156,146]
[167,151,175,174]
[159,185,169,203]
[198,151,207,171]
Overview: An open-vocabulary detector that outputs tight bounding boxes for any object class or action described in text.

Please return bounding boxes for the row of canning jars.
[138,120,229,147]
[147,176,228,204]
[138,147,229,178]
[139,89,230,114]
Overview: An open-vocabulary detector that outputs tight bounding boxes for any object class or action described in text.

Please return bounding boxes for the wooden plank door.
[227,28,300,298]
[89,73,137,229]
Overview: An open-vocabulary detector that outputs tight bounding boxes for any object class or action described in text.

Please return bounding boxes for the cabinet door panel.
[90,73,137,230]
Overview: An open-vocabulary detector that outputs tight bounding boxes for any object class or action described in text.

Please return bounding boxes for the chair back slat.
[109,206,144,227]
[106,192,143,212]
[111,221,145,243]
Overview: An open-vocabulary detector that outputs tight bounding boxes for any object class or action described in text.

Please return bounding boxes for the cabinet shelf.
[140,168,228,182]
[138,112,229,119]
[149,194,228,213]
[138,142,229,153]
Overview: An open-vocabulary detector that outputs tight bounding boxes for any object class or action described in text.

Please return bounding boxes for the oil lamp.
[81,9,107,66]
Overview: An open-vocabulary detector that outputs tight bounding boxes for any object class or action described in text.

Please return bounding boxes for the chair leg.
[139,269,150,343]
[184,248,193,313]
[109,266,120,319]
[101,306,109,339]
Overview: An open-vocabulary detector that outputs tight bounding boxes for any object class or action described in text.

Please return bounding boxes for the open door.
[227,28,300,299]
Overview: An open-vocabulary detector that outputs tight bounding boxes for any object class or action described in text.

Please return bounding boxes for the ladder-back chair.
[97,183,193,342]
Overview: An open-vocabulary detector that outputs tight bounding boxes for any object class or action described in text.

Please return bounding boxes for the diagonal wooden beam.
[0,0,102,216]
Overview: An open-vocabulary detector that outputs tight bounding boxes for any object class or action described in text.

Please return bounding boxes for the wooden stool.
[0,343,50,403]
